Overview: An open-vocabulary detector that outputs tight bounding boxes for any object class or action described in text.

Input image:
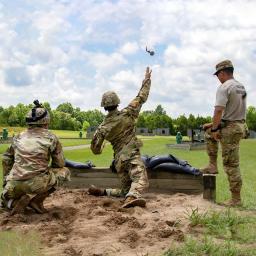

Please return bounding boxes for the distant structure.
[136,128,170,136]
[86,126,97,139]
[187,129,205,143]
[166,128,205,151]
[249,130,256,138]
[136,128,153,136]
[154,128,170,136]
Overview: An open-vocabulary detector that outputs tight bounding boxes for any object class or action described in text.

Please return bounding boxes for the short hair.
[104,105,118,111]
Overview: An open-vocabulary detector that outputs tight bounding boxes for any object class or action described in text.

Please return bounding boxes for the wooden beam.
[66,167,205,195]
[202,174,216,201]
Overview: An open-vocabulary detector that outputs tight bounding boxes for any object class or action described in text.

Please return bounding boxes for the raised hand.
[145,67,152,79]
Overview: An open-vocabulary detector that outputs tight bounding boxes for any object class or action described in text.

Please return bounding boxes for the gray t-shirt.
[215,78,247,121]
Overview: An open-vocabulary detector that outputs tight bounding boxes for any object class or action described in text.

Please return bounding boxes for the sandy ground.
[0,189,219,256]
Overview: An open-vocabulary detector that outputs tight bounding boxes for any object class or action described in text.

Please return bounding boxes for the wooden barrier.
[66,167,216,201]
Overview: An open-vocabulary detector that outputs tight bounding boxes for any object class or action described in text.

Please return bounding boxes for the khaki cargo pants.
[205,121,247,194]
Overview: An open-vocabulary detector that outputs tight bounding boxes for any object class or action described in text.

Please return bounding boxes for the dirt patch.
[0,188,220,256]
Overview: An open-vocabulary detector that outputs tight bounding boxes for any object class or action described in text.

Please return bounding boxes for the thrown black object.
[65,159,95,169]
[146,46,155,56]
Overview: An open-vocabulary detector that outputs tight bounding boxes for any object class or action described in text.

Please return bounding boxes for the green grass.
[1,136,256,255]
[186,208,256,243]
[164,208,256,256]
[64,137,256,209]
[0,126,85,138]
[0,231,41,256]
[0,144,9,154]
[49,129,85,138]
[164,236,256,256]
[60,138,90,147]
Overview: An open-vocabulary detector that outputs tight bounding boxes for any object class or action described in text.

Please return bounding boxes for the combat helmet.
[26,100,50,125]
[101,91,120,108]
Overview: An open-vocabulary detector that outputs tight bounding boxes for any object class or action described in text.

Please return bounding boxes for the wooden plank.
[66,167,204,194]
[65,177,202,193]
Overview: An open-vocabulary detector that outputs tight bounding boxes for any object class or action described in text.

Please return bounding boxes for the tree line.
[0,103,255,135]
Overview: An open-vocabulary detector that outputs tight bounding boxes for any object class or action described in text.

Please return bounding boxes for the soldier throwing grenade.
[89,67,152,208]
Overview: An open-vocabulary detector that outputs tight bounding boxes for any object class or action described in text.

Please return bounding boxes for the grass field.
[63,136,256,209]
[0,126,84,138]
[0,135,256,255]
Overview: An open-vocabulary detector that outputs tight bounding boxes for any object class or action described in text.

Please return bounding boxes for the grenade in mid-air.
[146,46,155,56]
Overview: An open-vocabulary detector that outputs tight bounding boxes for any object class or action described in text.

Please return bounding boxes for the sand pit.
[0,188,219,256]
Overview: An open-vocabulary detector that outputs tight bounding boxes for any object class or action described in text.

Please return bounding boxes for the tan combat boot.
[122,196,146,208]
[201,157,218,174]
[223,192,242,207]
[10,195,31,215]
[88,185,106,196]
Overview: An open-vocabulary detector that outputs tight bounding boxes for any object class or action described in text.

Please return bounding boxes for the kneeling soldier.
[0,100,70,215]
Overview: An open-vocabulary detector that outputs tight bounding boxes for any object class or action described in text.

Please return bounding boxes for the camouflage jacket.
[2,127,65,182]
[91,77,151,162]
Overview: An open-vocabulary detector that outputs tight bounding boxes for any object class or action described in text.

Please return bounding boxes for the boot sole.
[122,198,146,208]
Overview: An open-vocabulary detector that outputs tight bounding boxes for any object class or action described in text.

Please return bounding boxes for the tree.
[82,120,90,131]
[56,102,74,115]
[246,106,256,131]
[173,114,188,135]
[154,105,166,115]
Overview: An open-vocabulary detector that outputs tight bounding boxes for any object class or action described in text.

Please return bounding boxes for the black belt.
[221,119,245,124]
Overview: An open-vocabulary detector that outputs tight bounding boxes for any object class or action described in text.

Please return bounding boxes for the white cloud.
[119,42,139,55]
[0,0,255,117]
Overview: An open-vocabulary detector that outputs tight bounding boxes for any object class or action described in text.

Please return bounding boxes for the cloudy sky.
[0,0,255,117]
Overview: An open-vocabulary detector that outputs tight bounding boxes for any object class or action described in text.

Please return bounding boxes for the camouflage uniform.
[91,78,151,198]
[205,121,246,194]
[204,60,247,203]
[1,127,70,205]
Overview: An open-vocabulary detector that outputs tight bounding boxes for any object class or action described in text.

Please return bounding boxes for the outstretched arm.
[126,67,152,117]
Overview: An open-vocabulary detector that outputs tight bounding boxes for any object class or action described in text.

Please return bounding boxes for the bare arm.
[212,106,225,130]
[210,106,225,140]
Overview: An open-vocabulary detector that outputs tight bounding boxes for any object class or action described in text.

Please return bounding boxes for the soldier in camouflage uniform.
[89,67,152,208]
[202,60,248,206]
[0,100,70,215]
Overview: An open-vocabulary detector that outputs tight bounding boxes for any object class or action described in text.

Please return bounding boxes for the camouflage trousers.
[1,167,70,206]
[205,121,246,193]
[106,154,149,198]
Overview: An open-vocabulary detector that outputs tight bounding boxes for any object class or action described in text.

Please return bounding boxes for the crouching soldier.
[89,67,152,208]
[0,100,70,215]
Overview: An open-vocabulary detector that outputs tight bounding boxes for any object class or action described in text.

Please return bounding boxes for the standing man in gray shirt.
[202,60,248,206]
